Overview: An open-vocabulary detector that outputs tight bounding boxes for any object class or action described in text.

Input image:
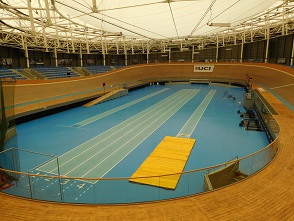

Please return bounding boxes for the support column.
[146,42,149,64]
[85,24,90,54]
[92,0,98,12]
[44,0,52,26]
[250,22,253,42]
[38,0,48,52]
[234,30,237,45]
[54,43,58,67]
[124,52,128,66]
[69,20,75,53]
[21,34,29,68]
[265,14,270,63]
[240,32,244,63]
[265,38,270,64]
[216,33,219,62]
[101,40,106,66]
[24,42,29,68]
[53,7,60,49]
[291,36,294,65]
[65,31,70,53]
[282,1,286,36]
[123,38,128,66]
[192,46,194,63]
[27,0,36,33]
[116,39,119,55]
[131,39,134,55]
[79,45,83,67]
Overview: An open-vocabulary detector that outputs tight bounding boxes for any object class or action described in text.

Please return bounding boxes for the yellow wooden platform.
[129,136,196,189]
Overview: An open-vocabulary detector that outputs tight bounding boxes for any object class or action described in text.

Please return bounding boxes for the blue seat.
[32,67,79,79]
[0,68,26,79]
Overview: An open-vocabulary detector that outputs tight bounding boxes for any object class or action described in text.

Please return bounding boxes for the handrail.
[221,161,239,187]
[0,135,279,181]
[10,77,247,108]
[0,76,281,203]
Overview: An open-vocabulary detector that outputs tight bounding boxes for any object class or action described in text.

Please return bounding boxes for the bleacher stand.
[0,68,26,79]
[32,67,79,79]
[83,66,113,74]
[0,66,125,80]
[14,67,23,72]
[113,66,124,69]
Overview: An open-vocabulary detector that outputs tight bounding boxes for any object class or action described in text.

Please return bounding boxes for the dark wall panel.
[217,45,241,62]
[269,38,278,63]
[0,46,9,57]
[96,54,103,66]
[250,42,258,59]
[196,48,215,62]
[231,45,240,61]
[43,52,52,66]
[149,53,162,63]
[218,47,226,61]
[269,35,293,64]
[56,53,78,67]
[71,54,79,67]
[277,36,285,59]
[19,58,27,68]
[128,54,147,65]
[34,51,43,59]
[10,48,20,68]
[83,54,108,66]
[284,35,293,65]
[0,33,293,68]
[257,41,265,61]
[243,43,251,61]
[84,54,103,66]
[105,54,125,66]
[0,46,20,68]
[171,51,191,62]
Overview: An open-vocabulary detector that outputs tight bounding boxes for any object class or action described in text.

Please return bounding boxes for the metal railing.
[0,135,279,204]
[0,79,280,204]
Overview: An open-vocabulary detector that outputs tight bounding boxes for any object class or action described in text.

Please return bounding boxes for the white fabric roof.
[2,0,281,40]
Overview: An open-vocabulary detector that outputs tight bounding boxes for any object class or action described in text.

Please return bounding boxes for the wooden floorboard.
[1,63,294,221]
[129,136,196,189]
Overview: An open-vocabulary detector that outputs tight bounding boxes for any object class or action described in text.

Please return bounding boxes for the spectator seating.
[113,65,124,69]
[32,67,79,79]
[0,68,26,80]
[0,66,125,80]
[83,66,113,74]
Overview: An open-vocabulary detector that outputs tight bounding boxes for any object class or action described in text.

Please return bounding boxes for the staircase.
[74,67,92,76]
[24,68,46,79]
[83,89,128,107]
[231,171,249,183]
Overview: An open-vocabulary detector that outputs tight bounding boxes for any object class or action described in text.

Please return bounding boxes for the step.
[83,89,128,107]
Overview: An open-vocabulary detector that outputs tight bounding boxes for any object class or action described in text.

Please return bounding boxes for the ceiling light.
[208,23,231,27]
[102,32,123,37]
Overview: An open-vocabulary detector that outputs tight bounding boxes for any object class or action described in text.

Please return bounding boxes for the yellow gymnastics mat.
[129,136,196,189]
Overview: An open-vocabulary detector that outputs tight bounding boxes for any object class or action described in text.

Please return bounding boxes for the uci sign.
[194,65,214,72]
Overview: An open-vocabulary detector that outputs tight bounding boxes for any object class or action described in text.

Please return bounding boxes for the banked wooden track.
[1,63,294,221]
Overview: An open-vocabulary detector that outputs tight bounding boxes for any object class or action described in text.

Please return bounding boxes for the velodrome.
[1,62,294,220]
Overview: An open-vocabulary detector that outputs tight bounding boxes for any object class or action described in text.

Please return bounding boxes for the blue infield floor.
[5,83,269,203]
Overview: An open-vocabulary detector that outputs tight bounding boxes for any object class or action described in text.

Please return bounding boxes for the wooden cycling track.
[1,63,294,221]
